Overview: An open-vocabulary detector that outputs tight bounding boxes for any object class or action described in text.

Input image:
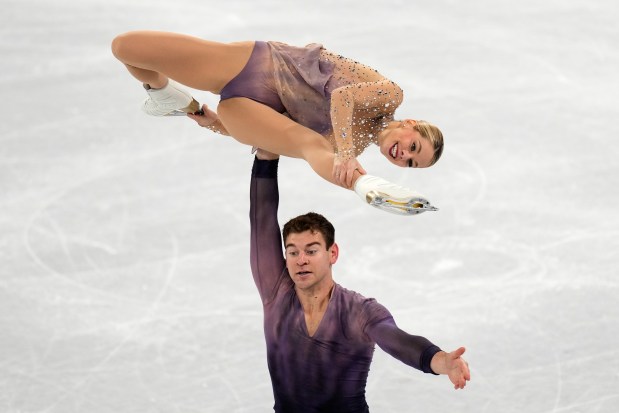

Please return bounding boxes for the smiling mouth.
[389,143,398,159]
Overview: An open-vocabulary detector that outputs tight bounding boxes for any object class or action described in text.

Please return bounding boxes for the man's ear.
[329,243,339,265]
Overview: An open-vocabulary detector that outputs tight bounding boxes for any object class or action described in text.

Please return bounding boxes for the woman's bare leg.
[217,98,345,187]
[111,31,253,92]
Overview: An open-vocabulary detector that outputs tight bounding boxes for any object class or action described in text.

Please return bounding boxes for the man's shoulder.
[336,283,366,300]
[263,268,295,306]
[333,283,393,329]
[334,283,384,309]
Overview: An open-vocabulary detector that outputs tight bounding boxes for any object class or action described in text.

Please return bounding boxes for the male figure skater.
[249,149,470,413]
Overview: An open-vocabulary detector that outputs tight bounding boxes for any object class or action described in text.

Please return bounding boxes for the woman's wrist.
[203,118,219,128]
[335,147,355,161]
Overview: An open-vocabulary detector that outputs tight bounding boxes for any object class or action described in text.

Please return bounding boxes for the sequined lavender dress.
[220,41,398,156]
[250,158,441,413]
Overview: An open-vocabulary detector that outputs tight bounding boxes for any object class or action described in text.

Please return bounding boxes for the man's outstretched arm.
[367,318,470,389]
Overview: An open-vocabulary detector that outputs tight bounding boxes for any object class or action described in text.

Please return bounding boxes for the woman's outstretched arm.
[330,79,403,187]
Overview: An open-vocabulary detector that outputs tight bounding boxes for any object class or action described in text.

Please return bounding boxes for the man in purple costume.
[250,149,470,413]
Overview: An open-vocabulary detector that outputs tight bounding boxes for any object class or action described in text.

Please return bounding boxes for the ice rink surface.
[1,0,618,412]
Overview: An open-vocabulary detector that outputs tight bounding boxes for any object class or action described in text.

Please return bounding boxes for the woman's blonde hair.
[413,120,444,166]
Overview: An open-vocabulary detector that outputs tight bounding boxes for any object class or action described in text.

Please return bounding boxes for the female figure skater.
[111,31,443,215]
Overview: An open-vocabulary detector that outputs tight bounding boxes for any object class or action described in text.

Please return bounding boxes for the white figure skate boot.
[354,175,438,215]
[142,80,202,116]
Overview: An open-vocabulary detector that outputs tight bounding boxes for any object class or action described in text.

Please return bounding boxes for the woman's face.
[378,122,435,168]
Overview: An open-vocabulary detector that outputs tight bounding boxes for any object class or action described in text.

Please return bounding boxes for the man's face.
[284,230,338,291]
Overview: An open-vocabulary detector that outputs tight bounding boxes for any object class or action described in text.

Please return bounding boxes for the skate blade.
[164,98,203,116]
[366,190,438,215]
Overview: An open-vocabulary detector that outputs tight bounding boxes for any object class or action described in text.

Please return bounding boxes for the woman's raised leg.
[111,31,253,93]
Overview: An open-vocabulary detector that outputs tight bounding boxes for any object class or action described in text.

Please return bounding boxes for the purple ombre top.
[250,158,441,413]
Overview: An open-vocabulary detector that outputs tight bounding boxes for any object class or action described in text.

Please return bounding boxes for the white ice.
[1,0,618,412]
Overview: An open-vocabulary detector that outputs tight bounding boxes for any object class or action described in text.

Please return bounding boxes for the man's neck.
[297,280,335,337]
[296,280,335,313]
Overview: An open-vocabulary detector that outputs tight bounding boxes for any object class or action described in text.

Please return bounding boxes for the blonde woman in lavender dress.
[111,31,444,215]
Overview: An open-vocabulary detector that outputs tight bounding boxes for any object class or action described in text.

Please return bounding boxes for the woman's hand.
[187,104,219,127]
[187,104,230,135]
[333,157,366,189]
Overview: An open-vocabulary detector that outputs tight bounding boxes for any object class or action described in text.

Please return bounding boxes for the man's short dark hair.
[282,212,335,249]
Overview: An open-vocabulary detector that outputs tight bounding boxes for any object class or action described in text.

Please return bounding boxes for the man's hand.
[333,157,366,189]
[255,148,279,161]
[431,347,471,390]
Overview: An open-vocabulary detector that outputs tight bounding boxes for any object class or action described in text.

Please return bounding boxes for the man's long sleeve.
[249,158,287,303]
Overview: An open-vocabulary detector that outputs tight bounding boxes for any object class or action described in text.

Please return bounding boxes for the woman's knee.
[111,31,134,61]
[111,31,153,62]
